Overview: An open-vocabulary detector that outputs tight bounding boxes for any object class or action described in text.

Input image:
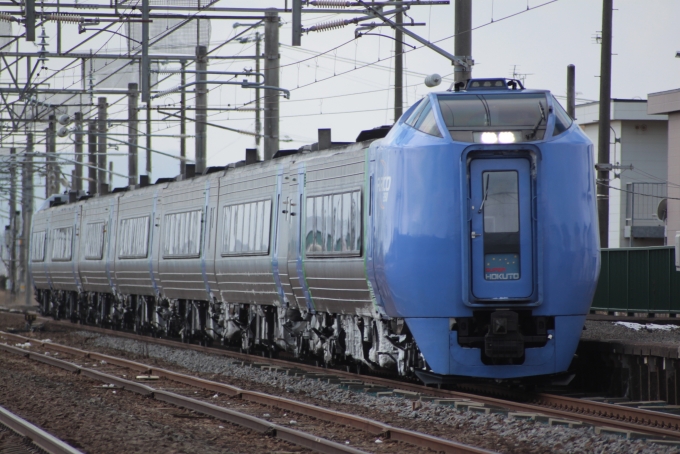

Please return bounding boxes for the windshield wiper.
[478,174,490,214]
[528,101,546,140]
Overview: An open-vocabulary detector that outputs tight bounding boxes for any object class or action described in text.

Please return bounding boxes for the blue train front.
[369,78,600,380]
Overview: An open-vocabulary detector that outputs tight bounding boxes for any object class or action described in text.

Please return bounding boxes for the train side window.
[51,227,73,261]
[84,222,106,260]
[118,216,150,259]
[162,210,202,258]
[305,190,362,257]
[31,231,46,262]
[551,95,573,137]
[221,199,272,256]
[413,101,443,137]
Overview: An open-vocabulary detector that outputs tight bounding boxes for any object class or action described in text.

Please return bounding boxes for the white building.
[575,99,669,248]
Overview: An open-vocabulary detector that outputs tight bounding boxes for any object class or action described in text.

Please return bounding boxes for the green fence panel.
[608,249,629,311]
[591,251,609,310]
[649,248,671,313]
[589,246,680,314]
[627,249,650,312]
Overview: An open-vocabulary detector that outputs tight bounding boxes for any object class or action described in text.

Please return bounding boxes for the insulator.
[44,13,84,23]
[311,0,351,7]
[0,13,17,22]
[308,19,348,32]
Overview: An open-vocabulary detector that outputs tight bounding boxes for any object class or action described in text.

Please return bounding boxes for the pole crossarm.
[152,80,290,100]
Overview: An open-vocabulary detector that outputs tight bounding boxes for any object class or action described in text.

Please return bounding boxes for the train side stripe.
[271,167,286,305]
[200,180,213,300]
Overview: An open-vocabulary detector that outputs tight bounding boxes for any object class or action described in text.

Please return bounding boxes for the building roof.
[648,88,680,115]
[575,98,667,125]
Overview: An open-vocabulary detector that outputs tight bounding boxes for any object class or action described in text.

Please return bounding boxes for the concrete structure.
[648,89,680,249]
[575,99,668,247]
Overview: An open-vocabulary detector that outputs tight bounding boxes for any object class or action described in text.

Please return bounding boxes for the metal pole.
[74,112,83,191]
[146,102,152,180]
[22,134,33,306]
[566,64,576,118]
[97,97,108,194]
[88,120,97,195]
[454,0,472,85]
[597,0,613,248]
[255,31,261,156]
[9,147,16,299]
[141,0,150,102]
[263,9,279,160]
[46,115,58,198]
[195,45,208,174]
[394,10,403,122]
[128,83,139,186]
[180,60,186,176]
[25,0,35,42]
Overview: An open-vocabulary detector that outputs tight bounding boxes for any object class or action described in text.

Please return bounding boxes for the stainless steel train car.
[31,79,600,381]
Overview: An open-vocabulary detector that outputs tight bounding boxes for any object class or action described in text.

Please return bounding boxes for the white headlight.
[498,131,517,143]
[480,132,498,144]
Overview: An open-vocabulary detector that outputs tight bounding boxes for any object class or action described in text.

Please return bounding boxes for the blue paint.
[371,88,599,378]
[200,180,213,300]
[271,168,287,305]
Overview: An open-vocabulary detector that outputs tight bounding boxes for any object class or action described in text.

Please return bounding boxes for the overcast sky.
[4,0,680,194]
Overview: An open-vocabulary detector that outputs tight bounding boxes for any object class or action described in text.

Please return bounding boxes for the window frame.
[117,215,151,259]
[220,198,273,257]
[161,209,204,259]
[304,188,363,259]
[31,230,47,262]
[84,221,106,260]
[50,226,74,262]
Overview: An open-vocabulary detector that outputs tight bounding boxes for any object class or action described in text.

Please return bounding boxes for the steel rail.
[0,404,83,454]
[0,332,494,454]
[10,320,680,440]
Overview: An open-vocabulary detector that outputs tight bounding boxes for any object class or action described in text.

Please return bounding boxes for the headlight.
[472,131,521,144]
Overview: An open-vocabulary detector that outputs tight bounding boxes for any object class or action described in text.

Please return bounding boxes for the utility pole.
[394,11,403,122]
[566,64,576,118]
[46,115,58,198]
[9,147,16,299]
[128,83,139,186]
[597,0,613,248]
[454,0,472,85]
[74,112,83,191]
[22,134,33,306]
[264,10,279,160]
[146,102,152,181]
[97,97,108,194]
[87,120,97,195]
[180,60,186,176]
[255,31,262,156]
[195,45,208,174]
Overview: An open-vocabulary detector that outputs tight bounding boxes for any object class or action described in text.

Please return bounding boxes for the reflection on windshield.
[438,94,547,129]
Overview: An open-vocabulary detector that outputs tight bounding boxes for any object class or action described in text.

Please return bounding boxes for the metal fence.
[591,246,680,313]
[625,182,667,241]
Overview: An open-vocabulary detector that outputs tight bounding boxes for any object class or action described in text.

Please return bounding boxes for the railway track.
[3,312,680,447]
[0,404,82,454]
[0,329,494,454]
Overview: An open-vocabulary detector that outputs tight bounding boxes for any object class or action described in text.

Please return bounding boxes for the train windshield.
[437,93,549,142]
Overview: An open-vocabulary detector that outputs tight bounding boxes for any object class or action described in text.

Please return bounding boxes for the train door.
[469,158,533,299]
[281,166,309,312]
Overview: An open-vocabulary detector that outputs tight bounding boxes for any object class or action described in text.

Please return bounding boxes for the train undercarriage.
[36,289,427,377]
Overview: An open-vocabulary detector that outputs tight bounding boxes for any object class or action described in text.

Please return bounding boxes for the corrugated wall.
[592,246,680,313]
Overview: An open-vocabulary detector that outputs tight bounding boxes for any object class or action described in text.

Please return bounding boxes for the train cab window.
[413,101,443,137]
[405,98,428,127]
[482,171,520,280]
[551,96,573,137]
[118,216,150,259]
[51,227,73,261]
[84,222,106,260]
[163,210,202,258]
[305,190,361,257]
[31,231,46,262]
[222,199,272,256]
